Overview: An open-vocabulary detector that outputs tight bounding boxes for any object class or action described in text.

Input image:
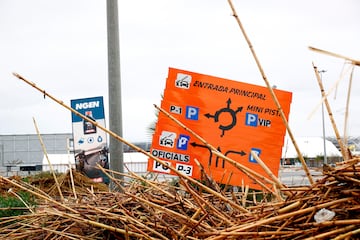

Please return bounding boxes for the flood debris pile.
[0,157,359,239]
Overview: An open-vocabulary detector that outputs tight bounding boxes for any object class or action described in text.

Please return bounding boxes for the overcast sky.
[0,0,359,143]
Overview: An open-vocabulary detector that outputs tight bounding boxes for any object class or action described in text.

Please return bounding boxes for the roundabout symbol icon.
[204,98,243,137]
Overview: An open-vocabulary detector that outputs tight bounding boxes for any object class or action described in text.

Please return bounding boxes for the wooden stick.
[20,222,84,240]
[48,208,151,239]
[343,65,354,151]
[86,203,168,240]
[194,158,222,193]
[33,117,64,202]
[209,197,352,239]
[12,72,250,214]
[0,176,78,214]
[250,151,291,198]
[179,205,204,234]
[307,64,352,120]
[180,178,234,225]
[242,185,249,207]
[68,164,77,200]
[124,191,204,227]
[332,226,360,240]
[7,189,35,214]
[302,225,356,240]
[312,63,348,160]
[196,229,307,238]
[277,201,301,214]
[155,103,280,197]
[308,46,360,66]
[154,104,275,188]
[227,0,314,185]
[234,165,277,196]
[301,219,360,227]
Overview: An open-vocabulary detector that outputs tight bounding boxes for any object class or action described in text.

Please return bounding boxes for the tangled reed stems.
[0,157,359,239]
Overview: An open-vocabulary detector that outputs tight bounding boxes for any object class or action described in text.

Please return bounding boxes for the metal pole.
[319,70,327,165]
[0,143,3,167]
[107,0,124,179]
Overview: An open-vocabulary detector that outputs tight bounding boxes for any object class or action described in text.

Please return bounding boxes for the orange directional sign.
[147,67,292,189]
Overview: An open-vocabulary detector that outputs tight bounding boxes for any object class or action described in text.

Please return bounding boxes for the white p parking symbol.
[178,137,188,147]
[177,134,190,150]
[186,106,199,120]
[245,113,258,127]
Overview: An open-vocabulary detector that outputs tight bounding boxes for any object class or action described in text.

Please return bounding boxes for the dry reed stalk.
[250,151,290,200]
[180,178,234,226]
[342,65,354,150]
[91,204,169,240]
[124,191,207,228]
[135,200,186,239]
[336,157,360,165]
[125,168,177,199]
[21,221,86,240]
[280,186,319,192]
[68,164,77,200]
[333,227,360,240]
[302,219,360,228]
[209,197,352,239]
[155,104,276,190]
[14,72,258,219]
[9,73,179,180]
[179,204,204,234]
[303,224,357,240]
[308,46,360,66]
[250,151,284,190]
[0,176,78,214]
[342,175,360,184]
[48,208,151,239]
[7,188,34,214]
[307,64,353,122]
[227,0,314,185]
[183,210,210,237]
[0,216,33,237]
[241,185,249,207]
[277,200,302,214]
[1,159,359,239]
[6,73,360,239]
[312,63,348,160]
[110,163,252,219]
[196,229,307,238]
[195,158,222,193]
[222,172,235,193]
[33,117,64,202]
[104,166,201,215]
[270,216,299,239]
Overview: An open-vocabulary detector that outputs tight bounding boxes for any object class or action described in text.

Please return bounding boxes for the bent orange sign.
[147,67,292,189]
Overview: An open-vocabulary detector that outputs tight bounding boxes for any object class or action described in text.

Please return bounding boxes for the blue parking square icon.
[249,148,261,163]
[186,106,199,120]
[246,113,258,127]
[177,134,190,150]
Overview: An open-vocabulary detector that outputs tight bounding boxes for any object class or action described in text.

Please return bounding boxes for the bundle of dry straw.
[0,156,359,240]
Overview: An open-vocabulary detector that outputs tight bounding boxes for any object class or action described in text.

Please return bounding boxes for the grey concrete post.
[107,0,124,179]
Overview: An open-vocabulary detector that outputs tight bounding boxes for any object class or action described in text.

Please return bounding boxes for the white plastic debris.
[314,208,336,223]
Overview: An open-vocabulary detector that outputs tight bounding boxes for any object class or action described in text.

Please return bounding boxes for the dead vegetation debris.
[0,157,359,239]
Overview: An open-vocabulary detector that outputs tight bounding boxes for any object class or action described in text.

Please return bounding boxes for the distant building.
[282,136,342,167]
[0,133,151,176]
[0,133,73,173]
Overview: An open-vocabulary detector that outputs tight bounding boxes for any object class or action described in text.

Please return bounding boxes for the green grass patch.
[0,191,36,217]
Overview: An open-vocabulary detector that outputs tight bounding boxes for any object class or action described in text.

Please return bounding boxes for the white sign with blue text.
[71,96,109,183]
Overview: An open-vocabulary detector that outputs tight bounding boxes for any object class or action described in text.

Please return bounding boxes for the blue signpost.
[71,96,109,183]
